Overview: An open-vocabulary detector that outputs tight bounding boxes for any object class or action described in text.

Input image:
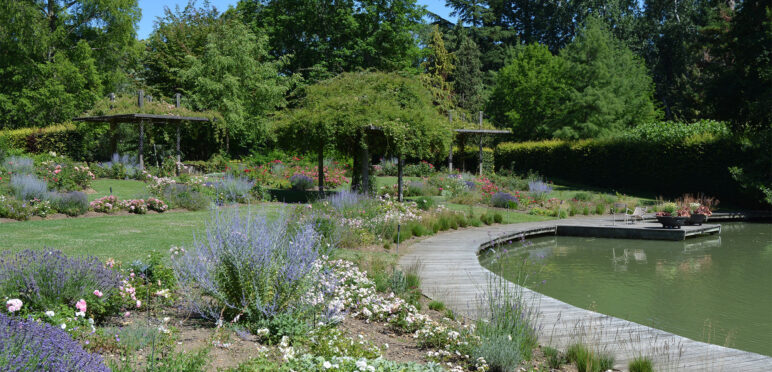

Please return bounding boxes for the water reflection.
[481,223,772,357]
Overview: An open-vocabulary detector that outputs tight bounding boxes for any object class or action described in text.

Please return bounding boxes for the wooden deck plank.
[399,218,772,371]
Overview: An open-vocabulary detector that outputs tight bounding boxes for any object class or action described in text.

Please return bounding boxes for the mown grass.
[0,204,282,262]
[88,179,148,201]
[444,203,554,224]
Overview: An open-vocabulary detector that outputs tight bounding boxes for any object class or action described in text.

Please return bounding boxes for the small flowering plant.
[119,199,148,214]
[90,195,120,213]
[146,197,168,212]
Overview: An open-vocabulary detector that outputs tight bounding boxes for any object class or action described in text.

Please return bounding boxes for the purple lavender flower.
[0,250,122,314]
[326,190,368,210]
[490,192,518,208]
[172,210,321,322]
[0,312,109,371]
[528,180,553,199]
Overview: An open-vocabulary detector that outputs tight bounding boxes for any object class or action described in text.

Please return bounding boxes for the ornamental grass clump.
[50,191,89,216]
[0,312,109,372]
[172,211,321,323]
[0,250,122,320]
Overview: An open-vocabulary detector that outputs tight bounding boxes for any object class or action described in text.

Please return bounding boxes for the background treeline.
[0,0,769,205]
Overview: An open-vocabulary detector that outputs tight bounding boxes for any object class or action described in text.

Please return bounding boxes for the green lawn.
[0,204,281,262]
[89,179,148,201]
[443,203,554,224]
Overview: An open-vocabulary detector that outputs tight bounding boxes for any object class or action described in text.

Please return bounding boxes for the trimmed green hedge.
[0,124,85,158]
[495,137,760,206]
[443,146,494,174]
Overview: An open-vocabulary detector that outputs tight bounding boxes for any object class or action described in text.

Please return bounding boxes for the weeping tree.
[273,71,452,199]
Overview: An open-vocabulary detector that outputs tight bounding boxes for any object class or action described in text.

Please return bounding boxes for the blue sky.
[136,0,456,39]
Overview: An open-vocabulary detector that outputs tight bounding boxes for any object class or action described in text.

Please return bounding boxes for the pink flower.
[6,299,22,313]
[75,299,87,312]
[53,169,61,174]
[93,290,103,298]
[124,311,131,317]
[136,300,142,308]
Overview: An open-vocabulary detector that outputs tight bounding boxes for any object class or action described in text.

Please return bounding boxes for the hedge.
[494,137,760,206]
[0,123,85,158]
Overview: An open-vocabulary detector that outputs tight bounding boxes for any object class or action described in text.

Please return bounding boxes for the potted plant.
[655,211,689,229]
[686,204,712,226]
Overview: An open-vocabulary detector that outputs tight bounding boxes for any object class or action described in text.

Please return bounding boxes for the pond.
[480,222,772,357]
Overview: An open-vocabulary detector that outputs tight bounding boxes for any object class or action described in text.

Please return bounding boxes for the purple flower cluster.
[528,180,553,198]
[0,312,109,372]
[327,190,368,210]
[490,192,518,208]
[213,175,254,203]
[289,174,314,191]
[0,250,122,311]
[172,211,320,322]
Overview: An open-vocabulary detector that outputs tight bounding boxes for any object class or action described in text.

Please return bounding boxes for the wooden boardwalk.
[398,218,772,371]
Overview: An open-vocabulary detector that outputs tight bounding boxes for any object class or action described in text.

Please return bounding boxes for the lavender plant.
[290,174,315,190]
[172,211,321,323]
[11,174,48,201]
[528,180,553,201]
[50,191,89,216]
[212,175,254,203]
[0,312,109,372]
[490,192,518,208]
[0,250,122,314]
[326,190,368,210]
[3,156,34,174]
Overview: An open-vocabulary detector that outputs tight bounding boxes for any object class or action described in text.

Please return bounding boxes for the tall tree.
[421,25,455,113]
[182,20,289,152]
[451,30,485,112]
[558,18,660,139]
[0,0,140,128]
[144,1,222,97]
[237,0,423,82]
[488,43,570,140]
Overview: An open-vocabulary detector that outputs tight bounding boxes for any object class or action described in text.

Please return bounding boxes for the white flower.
[75,311,85,318]
[323,361,332,369]
[60,323,66,330]
[45,311,55,317]
[257,328,270,337]
[356,359,368,371]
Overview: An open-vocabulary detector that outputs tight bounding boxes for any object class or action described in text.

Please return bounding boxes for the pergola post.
[109,93,118,155]
[175,93,181,175]
[138,90,144,170]
[397,156,404,202]
[318,142,325,199]
[478,111,484,176]
[448,111,453,172]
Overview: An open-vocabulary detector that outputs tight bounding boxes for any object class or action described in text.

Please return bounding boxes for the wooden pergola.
[447,111,510,176]
[73,92,211,170]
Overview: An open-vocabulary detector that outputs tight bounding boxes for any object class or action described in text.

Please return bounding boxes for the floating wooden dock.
[399,218,772,371]
[556,222,721,241]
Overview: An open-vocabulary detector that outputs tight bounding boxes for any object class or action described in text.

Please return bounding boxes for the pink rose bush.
[6,299,23,313]
[90,195,119,213]
[146,197,168,212]
[119,199,148,214]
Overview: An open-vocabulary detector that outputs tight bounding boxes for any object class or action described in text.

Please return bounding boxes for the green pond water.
[480,222,772,357]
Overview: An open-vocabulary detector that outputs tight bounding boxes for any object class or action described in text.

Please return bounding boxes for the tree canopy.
[273,71,452,159]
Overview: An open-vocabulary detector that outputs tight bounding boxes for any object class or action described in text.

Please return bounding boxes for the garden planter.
[685,213,707,226]
[656,216,688,229]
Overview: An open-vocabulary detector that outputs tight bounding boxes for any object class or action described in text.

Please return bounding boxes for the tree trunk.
[360,145,369,194]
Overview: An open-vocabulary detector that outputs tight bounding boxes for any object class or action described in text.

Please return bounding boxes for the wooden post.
[478,111,484,176]
[139,120,144,170]
[109,93,117,155]
[397,156,404,202]
[448,111,453,172]
[175,93,181,174]
[360,145,369,194]
[318,143,325,199]
[138,90,144,170]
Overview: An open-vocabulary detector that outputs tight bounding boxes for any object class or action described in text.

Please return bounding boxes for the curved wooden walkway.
[398,218,772,371]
